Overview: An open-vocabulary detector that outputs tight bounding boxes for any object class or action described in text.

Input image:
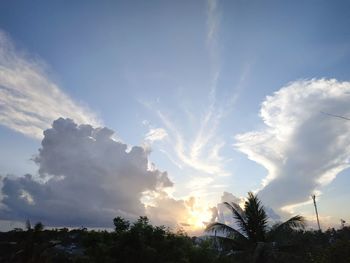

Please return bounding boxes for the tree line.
[0,192,349,262]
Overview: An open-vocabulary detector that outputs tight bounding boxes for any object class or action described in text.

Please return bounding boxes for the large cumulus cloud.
[235,79,350,211]
[0,118,173,227]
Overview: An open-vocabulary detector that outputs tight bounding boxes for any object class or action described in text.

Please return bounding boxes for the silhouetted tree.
[34,222,44,232]
[206,192,305,262]
[113,216,130,234]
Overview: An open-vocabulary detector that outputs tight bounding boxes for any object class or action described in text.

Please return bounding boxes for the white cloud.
[144,190,212,234]
[144,128,168,143]
[0,30,100,139]
[207,0,219,43]
[1,118,173,227]
[235,79,350,212]
[206,0,220,99]
[207,0,220,65]
[158,110,228,176]
[145,191,192,229]
[207,192,243,230]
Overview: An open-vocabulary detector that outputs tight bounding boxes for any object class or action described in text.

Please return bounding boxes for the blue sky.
[1,0,350,232]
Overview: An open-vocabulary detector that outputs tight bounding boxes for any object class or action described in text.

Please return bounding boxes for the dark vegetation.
[0,193,349,263]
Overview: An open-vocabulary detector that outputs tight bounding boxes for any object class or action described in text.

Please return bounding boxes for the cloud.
[207,0,219,43]
[158,110,229,176]
[0,30,100,139]
[206,0,220,68]
[144,128,168,143]
[145,191,192,228]
[217,192,243,225]
[137,1,233,211]
[206,0,220,98]
[220,191,242,204]
[206,191,244,232]
[0,118,173,227]
[235,79,350,212]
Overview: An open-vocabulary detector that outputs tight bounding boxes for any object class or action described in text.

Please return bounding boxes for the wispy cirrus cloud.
[144,128,168,143]
[138,1,229,201]
[207,0,219,43]
[207,0,220,68]
[157,109,228,177]
[206,0,221,99]
[0,30,100,139]
[147,0,226,177]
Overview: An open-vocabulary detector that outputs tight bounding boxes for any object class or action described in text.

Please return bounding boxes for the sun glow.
[187,207,212,230]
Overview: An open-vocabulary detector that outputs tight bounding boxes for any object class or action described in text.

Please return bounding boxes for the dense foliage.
[0,217,229,263]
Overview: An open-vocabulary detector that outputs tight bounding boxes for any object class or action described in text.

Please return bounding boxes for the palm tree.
[206,192,305,262]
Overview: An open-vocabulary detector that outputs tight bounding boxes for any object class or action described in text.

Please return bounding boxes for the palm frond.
[244,192,268,242]
[205,222,247,240]
[275,215,306,231]
[223,202,249,236]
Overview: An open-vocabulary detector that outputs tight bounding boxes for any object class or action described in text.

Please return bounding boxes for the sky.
[1,0,350,234]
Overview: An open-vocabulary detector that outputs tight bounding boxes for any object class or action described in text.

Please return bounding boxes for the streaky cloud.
[206,0,221,99]
[0,30,100,139]
[158,109,229,176]
[144,127,168,143]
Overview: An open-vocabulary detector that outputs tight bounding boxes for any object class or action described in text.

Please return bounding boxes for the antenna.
[312,194,321,231]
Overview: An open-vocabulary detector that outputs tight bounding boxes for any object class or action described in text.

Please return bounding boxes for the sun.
[188,208,212,230]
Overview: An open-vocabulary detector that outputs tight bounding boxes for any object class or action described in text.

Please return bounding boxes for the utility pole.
[312,194,321,231]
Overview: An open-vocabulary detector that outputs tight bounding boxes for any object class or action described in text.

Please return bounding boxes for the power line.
[320,111,350,121]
